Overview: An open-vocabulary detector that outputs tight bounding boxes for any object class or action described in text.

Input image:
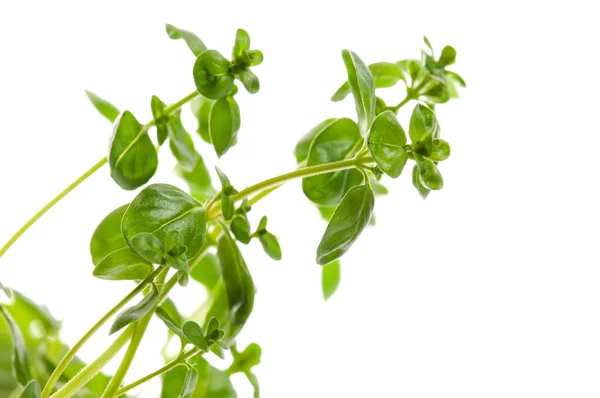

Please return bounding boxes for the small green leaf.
[183,321,209,352]
[211,344,226,360]
[415,154,443,190]
[0,306,31,385]
[108,111,158,190]
[166,253,189,272]
[294,119,335,164]
[409,104,439,143]
[367,110,409,178]
[249,50,263,66]
[165,24,207,56]
[165,230,184,253]
[412,164,430,199]
[151,95,168,145]
[191,96,214,144]
[229,343,262,374]
[233,29,251,60]
[122,184,206,259]
[316,184,374,265]
[209,96,241,157]
[331,62,404,102]
[258,232,282,261]
[322,260,341,300]
[84,90,120,122]
[341,50,376,134]
[206,317,220,337]
[18,379,41,398]
[93,248,153,281]
[256,216,268,232]
[155,306,188,343]
[438,45,457,67]
[190,253,221,291]
[217,233,255,340]
[177,269,190,287]
[429,138,451,161]
[90,204,129,266]
[193,50,234,100]
[237,69,260,94]
[180,367,199,398]
[231,215,252,244]
[130,233,165,264]
[109,283,159,335]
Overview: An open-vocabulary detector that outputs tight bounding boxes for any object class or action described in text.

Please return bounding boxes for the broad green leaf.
[249,50,263,66]
[0,307,31,385]
[180,367,199,398]
[191,96,214,144]
[438,45,457,67]
[130,233,165,264]
[231,215,251,244]
[233,29,251,60]
[165,24,207,56]
[151,95,168,145]
[193,50,234,100]
[258,232,281,261]
[155,306,188,343]
[412,164,430,199]
[84,91,119,122]
[367,110,409,178]
[331,62,404,102]
[294,119,335,164]
[217,233,255,340]
[168,111,216,203]
[341,50,376,134]
[108,111,158,190]
[322,260,340,300]
[409,104,439,143]
[19,379,40,398]
[109,283,158,335]
[302,118,364,206]
[429,138,451,161]
[237,69,260,94]
[415,154,443,190]
[209,96,241,157]
[190,253,221,291]
[90,204,128,266]
[93,248,153,281]
[122,184,206,259]
[183,322,209,352]
[316,184,374,265]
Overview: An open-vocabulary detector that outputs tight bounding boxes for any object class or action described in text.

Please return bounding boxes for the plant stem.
[0,157,107,260]
[0,91,199,265]
[392,95,412,112]
[206,156,374,219]
[115,347,202,397]
[41,266,166,398]
[50,327,134,398]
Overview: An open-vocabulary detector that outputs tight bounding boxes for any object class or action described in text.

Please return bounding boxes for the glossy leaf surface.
[165,24,207,56]
[93,248,153,281]
[90,204,128,266]
[109,283,158,335]
[210,96,241,157]
[193,50,234,100]
[367,110,408,178]
[341,50,376,134]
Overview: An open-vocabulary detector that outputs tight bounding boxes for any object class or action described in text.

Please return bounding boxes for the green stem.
[0,157,107,260]
[50,327,134,398]
[0,91,199,265]
[392,95,412,112]
[41,266,166,398]
[115,347,201,397]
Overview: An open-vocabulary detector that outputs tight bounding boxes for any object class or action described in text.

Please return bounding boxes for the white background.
[1,1,599,397]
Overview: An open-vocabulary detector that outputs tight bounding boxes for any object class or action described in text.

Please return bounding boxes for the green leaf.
[210,345,226,360]
[429,138,451,161]
[249,50,264,66]
[84,90,119,123]
[162,357,237,398]
[423,36,434,56]
[322,260,340,300]
[258,232,282,261]
[109,283,158,335]
[294,119,335,164]
[177,270,190,287]
[155,306,188,343]
[183,322,209,352]
[165,24,207,56]
[216,167,236,220]
[237,69,260,94]
[217,233,255,340]
[209,96,241,157]
[247,372,260,398]
[151,95,168,145]
[122,184,207,259]
[438,45,457,67]
[367,110,409,178]
[190,253,221,291]
[0,306,31,385]
[191,96,214,144]
[18,379,40,398]
[193,50,234,100]
[233,29,251,60]
[180,367,199,398]
[415,154,443,190]
[341,50,376,134]
[108,111,158,190]
[447,71,466,87]
[229,343,262,374]
[302,118,364,206]
[409,104,439,143]
[168,110,216,203]
[130,233,165,264]
[231,215,251,244]
[412,164,430,199]
[331,62,404,102]
[93,248,153,281]
[316,184,374,265]
[90,204,129,266]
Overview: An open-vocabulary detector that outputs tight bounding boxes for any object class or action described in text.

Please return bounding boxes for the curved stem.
[41,266,166,398]
[0,157,107,260]
[115,347,201,397]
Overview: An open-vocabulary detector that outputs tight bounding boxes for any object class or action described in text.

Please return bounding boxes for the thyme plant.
[0,24,464,397]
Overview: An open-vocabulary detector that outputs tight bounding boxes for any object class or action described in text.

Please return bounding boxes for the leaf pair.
[230,29,263,94]
[252,216,282,261]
